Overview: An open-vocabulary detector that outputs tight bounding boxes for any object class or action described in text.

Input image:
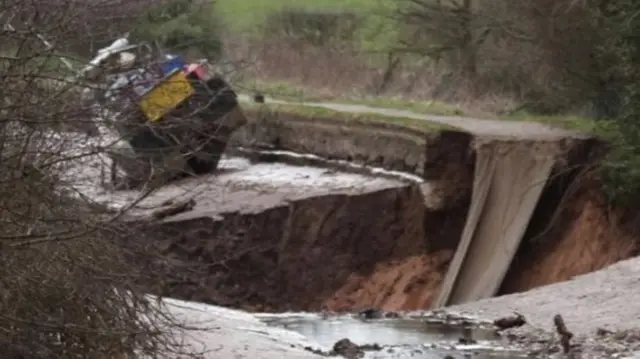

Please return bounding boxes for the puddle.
[259,314,496,347]
[257,313,528,359]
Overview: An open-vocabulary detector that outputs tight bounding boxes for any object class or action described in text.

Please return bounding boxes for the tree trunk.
[459,0,478,80]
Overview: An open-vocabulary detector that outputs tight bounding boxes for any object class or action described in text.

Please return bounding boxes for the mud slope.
[501,171,640,294]
[118,151,474,312]
[135,96,640,313]
[134,184,453,312]
[324,250,454,311]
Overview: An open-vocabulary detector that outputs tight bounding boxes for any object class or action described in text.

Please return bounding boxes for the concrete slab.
[432,141,561,307]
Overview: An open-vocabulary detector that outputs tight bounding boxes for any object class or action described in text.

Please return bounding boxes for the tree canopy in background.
[135,0,223,59]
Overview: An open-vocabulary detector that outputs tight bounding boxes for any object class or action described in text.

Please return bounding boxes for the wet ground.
[163,296,532,359]
[70,154,409,217]
[256,312,528,358]
[161,296,640,359]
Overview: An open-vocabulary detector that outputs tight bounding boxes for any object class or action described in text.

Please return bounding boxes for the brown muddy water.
[256,312,528,358]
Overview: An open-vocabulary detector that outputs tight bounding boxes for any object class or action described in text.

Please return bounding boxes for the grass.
[236,78,466,114]
[216,0,397,50]
[500,110,599,134]
[353,97,466,116]
[234,79,329,101]
[218,0,387,30]
[217,0,602,137]
[241,101,459,133]
[237,78,601,135]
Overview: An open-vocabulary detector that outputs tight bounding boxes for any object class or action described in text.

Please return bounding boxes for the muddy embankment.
[132,105,640,313]
[500,141,640,294]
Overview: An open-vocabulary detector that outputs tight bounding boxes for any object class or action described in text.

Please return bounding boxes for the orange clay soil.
[323,251,453,311]
[501,175,640,294]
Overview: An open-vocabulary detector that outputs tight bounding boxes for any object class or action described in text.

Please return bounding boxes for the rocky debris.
[320,309,339,319]
[596,327,614,337]
[493,312,526,331]
[356,308,398,319]
[333,339,364,359]
[357,308,383,319]
[304,339,382,359]
[332,339,381,359]
[355,308,402,320]
[384,311,400,318]
[486,314,640,358]
[554,314,574,353]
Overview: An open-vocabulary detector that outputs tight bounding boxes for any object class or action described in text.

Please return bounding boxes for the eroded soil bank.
[500,148,640,294]
[131,105,640,314]
[130,160,470,311]
[139,184,435,311]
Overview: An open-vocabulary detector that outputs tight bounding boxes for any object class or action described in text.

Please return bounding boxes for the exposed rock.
[332,338,363,359]
[357,308,383,320]
[494,312,526,331]
[330,339,382,359]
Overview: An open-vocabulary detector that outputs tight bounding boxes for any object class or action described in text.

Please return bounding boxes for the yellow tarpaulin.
[138,70,195,122]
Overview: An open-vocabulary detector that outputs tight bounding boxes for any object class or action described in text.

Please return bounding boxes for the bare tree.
[0,0,229,357]
[394,0,607,111]
[395,0,483,79]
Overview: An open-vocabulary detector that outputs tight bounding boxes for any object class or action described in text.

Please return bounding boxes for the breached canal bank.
[227,103,633,309]
[53,97,635,358]
[64,100,640,357]
[106,101,640,314]
[123,155,448,311]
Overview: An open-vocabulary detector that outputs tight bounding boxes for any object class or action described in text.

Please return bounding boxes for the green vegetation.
[217,0,397,50]
[135,0,222,58]
[178,0,640,205]
[238,79,603,133]
[217,0,387,31]
[499,111,599,134]
[235,79,330,102]
[242,102,459,133]
[592,1,640,206]
[237,79,464,114]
